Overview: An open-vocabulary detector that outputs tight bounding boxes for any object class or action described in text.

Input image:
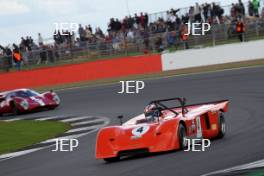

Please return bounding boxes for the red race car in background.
[96,97,229,162]
[0,89,60,115]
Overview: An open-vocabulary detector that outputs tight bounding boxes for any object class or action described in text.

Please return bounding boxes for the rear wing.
[149,97,229,116]
[185,99,229,113]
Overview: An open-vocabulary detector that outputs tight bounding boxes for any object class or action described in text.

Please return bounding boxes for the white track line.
[0,132,94,162]
[0,148,42,160]
[35,116,62,121]
[0,116,110,162]
[3,118,23,122]
[201,159,264,176]
[71,118,105,126]
[66,124,105,133]
[3,116,61,122]
[60,116,92,123]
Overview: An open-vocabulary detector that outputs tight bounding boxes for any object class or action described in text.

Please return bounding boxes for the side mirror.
[182,98,188,115]
[117,115,124,125]
[182,98,186,105]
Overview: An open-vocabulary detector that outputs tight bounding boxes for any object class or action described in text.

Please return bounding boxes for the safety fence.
[0,9,264,72]
[148,0,264,23]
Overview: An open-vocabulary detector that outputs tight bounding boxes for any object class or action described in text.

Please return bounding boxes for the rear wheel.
[11,102,20,115]
[103,156,120,163]
[217,113,226,139]
[178,123,188,149]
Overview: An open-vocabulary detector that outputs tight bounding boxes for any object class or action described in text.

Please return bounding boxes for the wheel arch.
[171,120,187,150]
[179,120,187,131]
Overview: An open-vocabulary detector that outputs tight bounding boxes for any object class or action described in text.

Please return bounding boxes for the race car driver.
[144,104,162,122]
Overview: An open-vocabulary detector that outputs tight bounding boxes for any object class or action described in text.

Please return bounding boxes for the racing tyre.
[11,102,20,115]
[217,113,226,139]
[103,156,120,163]
[178,124,188,150]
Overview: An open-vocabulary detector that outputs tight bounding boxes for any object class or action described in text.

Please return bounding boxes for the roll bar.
[149,97,188,116]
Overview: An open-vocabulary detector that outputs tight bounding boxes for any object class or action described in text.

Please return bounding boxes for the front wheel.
[178,124,188,149]
[217,113,226,139]
[49,106,57,110]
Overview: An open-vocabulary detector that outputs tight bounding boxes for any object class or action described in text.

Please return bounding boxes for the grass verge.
[0,120,71,155]
[245,168,264,176]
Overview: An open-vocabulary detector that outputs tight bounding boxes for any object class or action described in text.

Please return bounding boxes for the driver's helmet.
[144,103,160,122]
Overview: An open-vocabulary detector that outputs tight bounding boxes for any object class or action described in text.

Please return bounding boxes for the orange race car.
[95,98,229,162]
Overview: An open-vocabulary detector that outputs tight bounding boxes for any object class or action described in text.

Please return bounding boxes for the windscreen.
[15,90,39,98]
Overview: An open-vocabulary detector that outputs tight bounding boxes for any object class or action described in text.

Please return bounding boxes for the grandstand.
[0,0,264,72]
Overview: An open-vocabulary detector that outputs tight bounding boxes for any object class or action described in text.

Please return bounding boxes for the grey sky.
[0,0,242,45]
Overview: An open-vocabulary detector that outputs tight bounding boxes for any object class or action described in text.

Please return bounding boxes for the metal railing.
[1,19,264,72]
[148,0,264,23]
[1,0,264,72]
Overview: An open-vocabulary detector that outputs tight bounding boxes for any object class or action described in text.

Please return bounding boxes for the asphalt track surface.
[1,66,264,176]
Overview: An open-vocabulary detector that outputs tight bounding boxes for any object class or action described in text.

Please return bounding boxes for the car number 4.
[132,126,150,137]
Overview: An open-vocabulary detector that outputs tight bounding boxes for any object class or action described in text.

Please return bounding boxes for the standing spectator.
[85,26,93,42]
[180,23,189,49]
[231,3,237,18]
[248,1,254,16]
[0,45,12,72]
[78,24,85,41]
[39,45,48,64]
[114,19,122,31]
[139,12,145,28]
[212,3,224,24]
[236,17,245,42]
[144,13,149,28]
[38,33,44,46]
[12,44,23,70]
[189,6,195,22]
[141,28,149,52]
[126,29,134,42]
[203,3,210,22]
[155,37,164,52]
[25,36,32,51]
[54,30,63,45]
[237,0,245,17]
[194,3,202,22]
[122,16,128,31]
[132,13,139,29]
[127,15,134,29]
[252,0,260,17]
[169,12,177,31]
[182,13,190,24]
[167,31,177,48]
[95,27,104,40]
[88,25,93,33]
[261,7,264,19]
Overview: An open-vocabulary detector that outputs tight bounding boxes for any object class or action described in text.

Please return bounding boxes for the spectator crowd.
[1,0,264,71]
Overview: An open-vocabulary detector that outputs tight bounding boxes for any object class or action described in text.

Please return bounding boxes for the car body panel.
[96,99,229,159]
[0,88,60,115]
